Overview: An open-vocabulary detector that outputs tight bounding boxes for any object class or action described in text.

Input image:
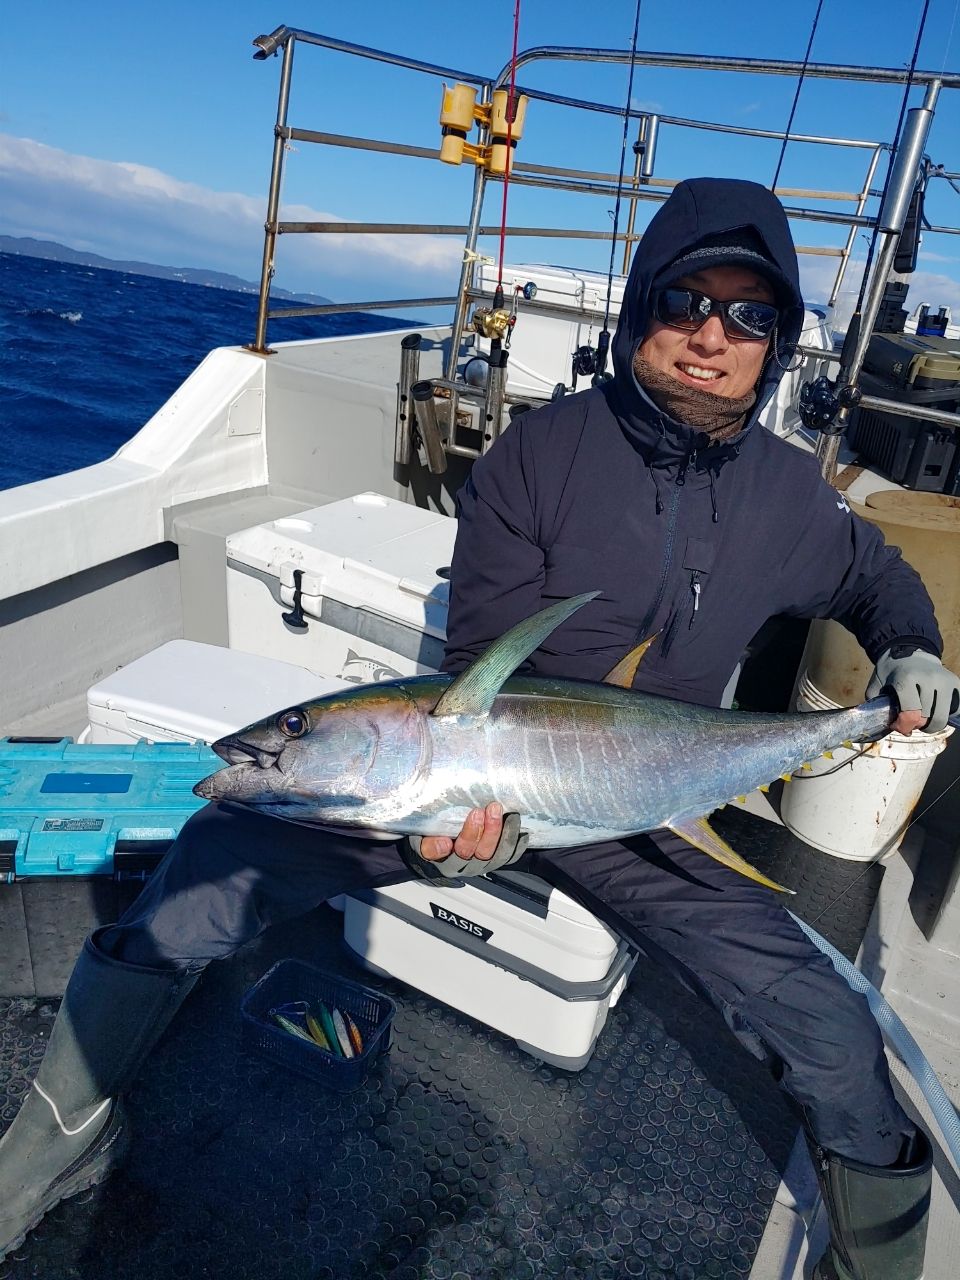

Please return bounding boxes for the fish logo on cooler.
[341,649,403,684]
[430,903,493,942]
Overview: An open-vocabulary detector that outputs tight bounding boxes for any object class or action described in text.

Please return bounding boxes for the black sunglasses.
[652,287,779,341]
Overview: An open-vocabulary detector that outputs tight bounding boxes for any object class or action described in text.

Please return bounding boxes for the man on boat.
[2,177,958,1280]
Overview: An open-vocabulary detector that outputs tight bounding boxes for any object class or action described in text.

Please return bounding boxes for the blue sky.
[3,1,960,315]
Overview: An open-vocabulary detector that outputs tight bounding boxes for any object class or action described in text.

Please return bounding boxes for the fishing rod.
[591,0,644,387]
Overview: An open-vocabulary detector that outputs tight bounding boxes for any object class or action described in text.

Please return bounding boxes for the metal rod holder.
[411,381,448,474]
[481,351,510,454]
[396,334,422,466]
[816,80,941,482]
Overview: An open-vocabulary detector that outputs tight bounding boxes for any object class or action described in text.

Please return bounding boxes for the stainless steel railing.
[247,27,960,482]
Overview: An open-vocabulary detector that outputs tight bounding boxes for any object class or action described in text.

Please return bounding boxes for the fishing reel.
[472,307,515,341]
[471,282,535,346]
[572,345,598,378]
[798,376,862,435]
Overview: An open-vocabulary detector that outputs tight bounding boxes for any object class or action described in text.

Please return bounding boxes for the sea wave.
[24,306,82,323]
[0,250,412,491]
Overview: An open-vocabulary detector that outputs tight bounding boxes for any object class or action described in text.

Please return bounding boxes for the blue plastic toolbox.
[0,737,219,881]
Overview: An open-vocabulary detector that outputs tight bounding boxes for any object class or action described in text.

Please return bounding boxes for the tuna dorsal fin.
[666,816,793,894]
[431,592,600,720]
[602,635,658,688]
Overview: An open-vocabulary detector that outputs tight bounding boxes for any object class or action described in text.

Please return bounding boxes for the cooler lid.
[226,493,455,638]
[478,263,626,310]
[87,641,344,743]
[493,869,619,929]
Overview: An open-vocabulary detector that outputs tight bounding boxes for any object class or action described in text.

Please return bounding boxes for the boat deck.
[2,807,936,1280]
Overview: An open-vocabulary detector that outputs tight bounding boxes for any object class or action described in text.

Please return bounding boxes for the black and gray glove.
[866,645,960,734]
[400,812,529,881]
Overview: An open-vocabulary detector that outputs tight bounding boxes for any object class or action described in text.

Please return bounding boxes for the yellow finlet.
[801,761,813,771]
[823,751,834,760]
[781,774,793,783]
[842,740,854,750]
[666,815,793,894]
[603,635,658,689]
[759,784,770,794]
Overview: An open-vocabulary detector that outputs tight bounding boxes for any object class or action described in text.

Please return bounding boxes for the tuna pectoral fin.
[666,816,794,894]
[603,635,658,688]
[431,592,600,719]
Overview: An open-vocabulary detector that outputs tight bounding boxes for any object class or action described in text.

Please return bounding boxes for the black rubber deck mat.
[0,813,882,1279]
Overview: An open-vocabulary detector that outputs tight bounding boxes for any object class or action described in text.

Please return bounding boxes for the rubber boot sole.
[0,1102,129,1261]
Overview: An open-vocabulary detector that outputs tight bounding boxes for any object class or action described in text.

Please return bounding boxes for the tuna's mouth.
[213,738,282,770]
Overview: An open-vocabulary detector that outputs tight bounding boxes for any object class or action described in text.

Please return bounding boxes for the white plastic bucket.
[779,672,953,861]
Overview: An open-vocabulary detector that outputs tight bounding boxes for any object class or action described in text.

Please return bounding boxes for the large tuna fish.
[195,594,897,893]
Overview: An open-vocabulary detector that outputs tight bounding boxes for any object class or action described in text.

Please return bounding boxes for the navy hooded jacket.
[443,178,941,706]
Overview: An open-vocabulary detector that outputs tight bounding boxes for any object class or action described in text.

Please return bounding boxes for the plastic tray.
[240,959,396,1092]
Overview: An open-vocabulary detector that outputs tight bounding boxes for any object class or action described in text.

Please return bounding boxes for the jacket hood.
[608,177,805,469]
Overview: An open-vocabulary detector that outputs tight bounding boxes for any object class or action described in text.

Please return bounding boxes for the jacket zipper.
[689,571,702,626]
[660,570,703,659]
[634,480,682,645]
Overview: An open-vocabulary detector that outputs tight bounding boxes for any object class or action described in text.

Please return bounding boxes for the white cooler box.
[85,640,347,745]
[225,493,455,683]
[477,262,626,400]
[342,872,638,1070]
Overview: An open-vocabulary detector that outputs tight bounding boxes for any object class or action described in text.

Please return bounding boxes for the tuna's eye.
[277,709,309,738]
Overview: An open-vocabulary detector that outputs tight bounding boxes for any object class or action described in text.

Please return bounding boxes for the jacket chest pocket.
[660,538,716,658]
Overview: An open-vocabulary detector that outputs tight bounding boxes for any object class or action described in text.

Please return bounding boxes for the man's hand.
[419,803,506,863]
[401,803,529,881]
[867,647,960,735]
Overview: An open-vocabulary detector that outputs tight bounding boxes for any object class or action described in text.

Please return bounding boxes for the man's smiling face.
[637,265,775,400]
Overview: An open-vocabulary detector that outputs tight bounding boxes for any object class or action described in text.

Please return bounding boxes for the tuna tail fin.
[667,816,794,894]
[603,635,658,688]
[431,592,600,720]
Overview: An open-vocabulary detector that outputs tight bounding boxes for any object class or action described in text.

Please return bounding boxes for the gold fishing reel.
[471,307,515,341]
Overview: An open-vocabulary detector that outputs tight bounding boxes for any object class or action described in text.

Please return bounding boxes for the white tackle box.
[84,640,347,745]
[342,871,637,1070]
[225,493,455,683]
[476,262,627,400]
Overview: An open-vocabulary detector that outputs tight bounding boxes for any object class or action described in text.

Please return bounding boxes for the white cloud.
[798,255,960,317]
[917,249,957,264]
[0,134,462,297]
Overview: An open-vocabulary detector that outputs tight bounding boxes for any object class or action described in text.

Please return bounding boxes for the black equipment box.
[850,371,959,493]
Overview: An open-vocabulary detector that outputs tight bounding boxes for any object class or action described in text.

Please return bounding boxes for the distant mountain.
[0,236,332,304]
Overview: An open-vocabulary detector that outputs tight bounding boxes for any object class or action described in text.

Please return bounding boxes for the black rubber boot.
[0,932,198,1260]
[809,1130,933,1280]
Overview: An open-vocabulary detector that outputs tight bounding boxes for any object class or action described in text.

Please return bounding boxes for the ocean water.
[0,253,412,491]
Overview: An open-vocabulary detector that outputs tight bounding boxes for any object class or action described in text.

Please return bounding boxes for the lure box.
[85,640,347,745]
[477,262,627,401]
[241,959,396,1092]
[341,871,637,1070]
[863,332,960,391]
[0,738,219,997]
[224,493,455,683]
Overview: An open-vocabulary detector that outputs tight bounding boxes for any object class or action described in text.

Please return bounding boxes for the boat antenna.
[770,0,826,192]
[851,0,932,320]
[593,0,644,386]
[494,0,523,309]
